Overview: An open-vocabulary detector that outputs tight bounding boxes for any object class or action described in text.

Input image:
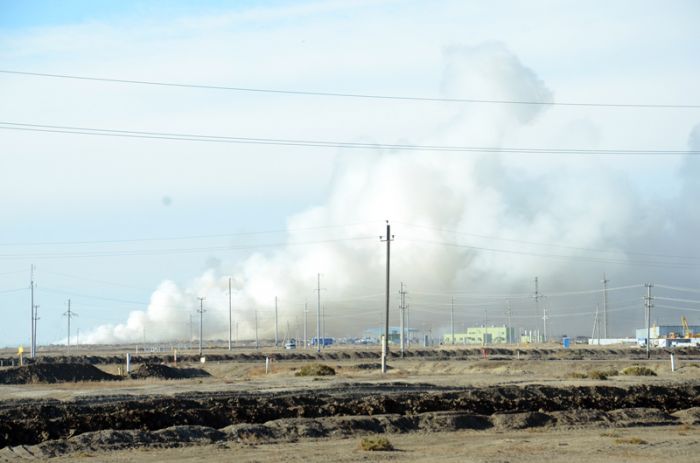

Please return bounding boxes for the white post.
[126,352,131,374]
[670,353,676,372]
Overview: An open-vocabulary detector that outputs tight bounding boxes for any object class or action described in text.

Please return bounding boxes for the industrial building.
[443,326,517,345]
[635,323,700,346]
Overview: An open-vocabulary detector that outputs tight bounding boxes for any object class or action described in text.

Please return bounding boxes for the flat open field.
[1,345,699,461]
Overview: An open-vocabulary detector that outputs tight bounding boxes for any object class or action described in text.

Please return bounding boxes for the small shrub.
[294,363,336,377]
[588,370,608,380]
[620,366,657,376]
[614,437,647,445]
[568,369,617,380]
[359,436,394,451]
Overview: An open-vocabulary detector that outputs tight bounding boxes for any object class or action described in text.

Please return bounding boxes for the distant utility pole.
[33,304,39,354]
[533,277,545,342]
[450,296,455,346]
[601,273,609,339]
[399,282,407,356]
[406,302,410,348]
[506,299,512,342]
[644,283,654,359]
[255,308,259,349]
[315,274,324,353]
[380,221,394,374]
[30,264,36,358]
[63,299,77,354]
[274,296,279,347]
[228,277,232,351]
[197,297,206,357]
[542,304,549,343]
[592,304,601,344]
[303,301,308,349]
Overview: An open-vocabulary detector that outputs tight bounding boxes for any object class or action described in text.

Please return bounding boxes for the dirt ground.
[41,426,699,463]
[0,346,698,461]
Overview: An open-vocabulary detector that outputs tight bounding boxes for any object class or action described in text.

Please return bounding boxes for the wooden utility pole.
[197,297,206,357]
[380,221,394,374]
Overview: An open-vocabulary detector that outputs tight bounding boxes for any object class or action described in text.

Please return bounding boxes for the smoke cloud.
[81,43,699,344]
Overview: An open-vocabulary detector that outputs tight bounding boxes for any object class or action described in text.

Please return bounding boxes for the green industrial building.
[443,326,517,345]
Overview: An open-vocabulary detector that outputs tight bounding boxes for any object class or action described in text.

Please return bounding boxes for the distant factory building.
[636,324,700,345]
[443,326,517,345]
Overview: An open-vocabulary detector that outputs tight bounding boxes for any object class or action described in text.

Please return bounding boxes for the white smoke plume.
[81,43,700,344]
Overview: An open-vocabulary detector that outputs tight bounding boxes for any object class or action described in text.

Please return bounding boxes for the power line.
[409,284,640,299]
[655,296,700,305]
[0,222,379,247]
[401,237,699,269]
[1,121,698,156]
[397,222,700,261]
[41,270,154,291]
[2,69,699,109]
[0,236,375,260]
[654,304,700,313]
[655,284,700,294]
[0,287,26,295]
[40,287,149,305]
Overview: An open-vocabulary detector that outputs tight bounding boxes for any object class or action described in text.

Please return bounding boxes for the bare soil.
[0,346,698,461]
[0,364,119,384]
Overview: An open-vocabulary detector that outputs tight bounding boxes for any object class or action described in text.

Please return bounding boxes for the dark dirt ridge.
[0,383,698,449]
[3,406,700,459]
[3,346,699,367]
[129,364,210,380]
[0,363,210,384]
[0,364,119,384]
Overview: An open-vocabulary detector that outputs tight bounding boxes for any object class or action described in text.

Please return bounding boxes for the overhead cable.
[1,122,697,156]
[2,69,699,109]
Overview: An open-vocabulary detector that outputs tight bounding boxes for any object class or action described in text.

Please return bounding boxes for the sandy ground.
[47,426,699,463]
[1,356,698,401]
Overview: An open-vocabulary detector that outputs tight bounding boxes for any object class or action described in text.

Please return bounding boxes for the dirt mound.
[0,364,119,384]
[0,425,225,460]
[672,407,700,425]
[129,364,210,380]
[1,383,699,449]
[354,363,393,370]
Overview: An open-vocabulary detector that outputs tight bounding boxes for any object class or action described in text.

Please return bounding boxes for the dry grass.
[587,370,609,380]
[600,431,622,438]
[614,437,647,445]
[620,366,657,376]
[359,436,394,451]
[295,364,336,377]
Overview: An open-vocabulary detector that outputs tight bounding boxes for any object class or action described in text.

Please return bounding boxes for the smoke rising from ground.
[81,43,699,344]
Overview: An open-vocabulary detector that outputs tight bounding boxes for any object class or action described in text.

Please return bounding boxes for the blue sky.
[0,0,272,28]
[1,1,699,347]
